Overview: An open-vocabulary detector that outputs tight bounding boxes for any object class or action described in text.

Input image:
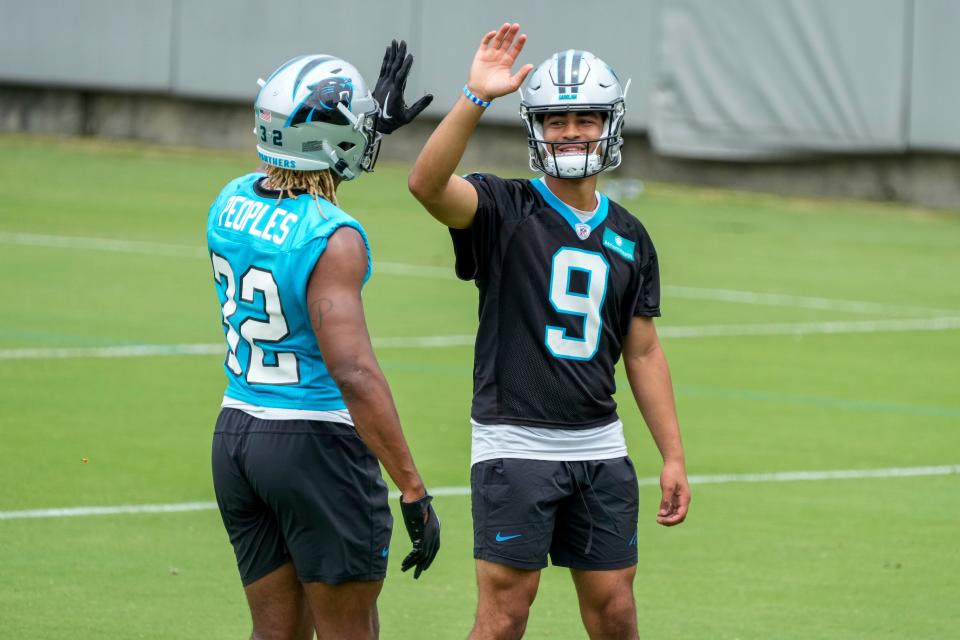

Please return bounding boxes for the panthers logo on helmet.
[287,76,354,127]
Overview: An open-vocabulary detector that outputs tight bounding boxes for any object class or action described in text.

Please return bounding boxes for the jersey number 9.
[545,248,609,361]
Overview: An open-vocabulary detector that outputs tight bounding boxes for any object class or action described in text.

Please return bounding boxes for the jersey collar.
[252,175,309,199]
[531,177,608,234]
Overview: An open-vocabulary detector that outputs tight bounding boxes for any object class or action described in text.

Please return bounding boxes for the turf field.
[0,134,958,639]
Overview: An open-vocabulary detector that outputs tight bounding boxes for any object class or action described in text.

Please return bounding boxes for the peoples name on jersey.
[216,195,298,245]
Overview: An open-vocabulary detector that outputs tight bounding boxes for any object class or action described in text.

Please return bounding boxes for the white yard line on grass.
[658,316,960,337]
[3,231,954,315]
[0,336,477,360]
[3,315,960,361]
[0,231,205,258]
[2,465,957,521]
[0,344,226,360]
[662,285,952,316]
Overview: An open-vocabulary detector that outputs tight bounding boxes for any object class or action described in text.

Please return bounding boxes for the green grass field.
[1,134,958,639]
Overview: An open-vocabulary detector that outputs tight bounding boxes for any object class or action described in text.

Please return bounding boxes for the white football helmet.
[520,50,627,179]
[254,55,381,180]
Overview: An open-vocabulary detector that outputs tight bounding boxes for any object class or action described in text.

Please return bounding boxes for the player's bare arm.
[408,23,533,229]
[622,316,691,526]
[307,226,426,503]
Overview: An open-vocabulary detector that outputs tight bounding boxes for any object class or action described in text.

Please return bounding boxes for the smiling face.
[540,111,605,154]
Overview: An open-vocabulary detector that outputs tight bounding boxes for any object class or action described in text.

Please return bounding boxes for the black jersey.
[451,173,661,430]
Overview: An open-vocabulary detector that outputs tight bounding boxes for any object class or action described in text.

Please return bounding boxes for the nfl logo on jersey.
[575,223,591,240]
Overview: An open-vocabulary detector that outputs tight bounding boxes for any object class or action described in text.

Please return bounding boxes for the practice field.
[0,134,958,639]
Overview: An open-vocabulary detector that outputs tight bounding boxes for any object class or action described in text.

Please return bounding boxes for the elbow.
[407,171,430,203]
[407,170,440,206]
[330,363,378,402]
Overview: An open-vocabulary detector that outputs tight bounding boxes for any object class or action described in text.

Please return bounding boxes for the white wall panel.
[172,0,417,101]
[0,0,173,91]
[1,0,958,154]
[414,0,656,129]
[908,0,960,150]
[651,0,910,158]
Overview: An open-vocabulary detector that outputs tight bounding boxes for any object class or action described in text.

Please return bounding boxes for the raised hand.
[466,23,534,102]
[373,39,434,135]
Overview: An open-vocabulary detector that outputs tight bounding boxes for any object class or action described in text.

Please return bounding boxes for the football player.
[408,24,691,639]
[207,42,438,640]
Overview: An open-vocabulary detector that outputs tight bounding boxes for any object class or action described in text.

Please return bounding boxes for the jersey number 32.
[211,252,299,385]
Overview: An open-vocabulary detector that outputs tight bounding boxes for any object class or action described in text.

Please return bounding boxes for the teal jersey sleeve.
[206,173,371,411]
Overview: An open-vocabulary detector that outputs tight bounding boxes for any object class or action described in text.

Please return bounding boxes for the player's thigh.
[303,579,384,637]
[551,457,639,570]
[471,458,568,570]
[475,558,542,609]
[570,564,637,608]
[243,560,313,640]
[246,422,393,585]
[570,565,639,639]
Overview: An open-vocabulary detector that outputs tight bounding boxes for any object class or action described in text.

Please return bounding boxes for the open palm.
[467,23,534,101]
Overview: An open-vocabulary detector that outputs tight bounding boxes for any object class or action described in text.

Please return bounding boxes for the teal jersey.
[206,173,371,411]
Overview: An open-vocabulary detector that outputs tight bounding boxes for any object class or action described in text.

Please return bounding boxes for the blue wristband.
[463,85,492,108]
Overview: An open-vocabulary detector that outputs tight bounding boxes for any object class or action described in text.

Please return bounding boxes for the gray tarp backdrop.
[652,0,910,158]
[1,0,958,159]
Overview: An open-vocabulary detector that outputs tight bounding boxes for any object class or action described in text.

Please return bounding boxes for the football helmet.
[254,55,381,180]
[520,50,627,179]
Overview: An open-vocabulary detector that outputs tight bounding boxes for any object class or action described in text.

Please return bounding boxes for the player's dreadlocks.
[263,165,340,210]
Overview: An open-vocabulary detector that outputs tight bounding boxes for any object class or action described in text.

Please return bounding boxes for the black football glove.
[373,39,433,134]
[399,492,440,579]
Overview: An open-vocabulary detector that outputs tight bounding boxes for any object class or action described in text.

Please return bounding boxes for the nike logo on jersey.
[381,92,392,119]
[495,532,522,542]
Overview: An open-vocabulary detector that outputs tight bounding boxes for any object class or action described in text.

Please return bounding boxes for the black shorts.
[471,457,639,571]
[211,408,392,586]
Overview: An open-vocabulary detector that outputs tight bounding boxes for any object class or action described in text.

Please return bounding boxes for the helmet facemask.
[317,101,383,178]
[522,102,625,180]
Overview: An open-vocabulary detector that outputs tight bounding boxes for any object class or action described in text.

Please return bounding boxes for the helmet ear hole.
[337,141,356,152]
